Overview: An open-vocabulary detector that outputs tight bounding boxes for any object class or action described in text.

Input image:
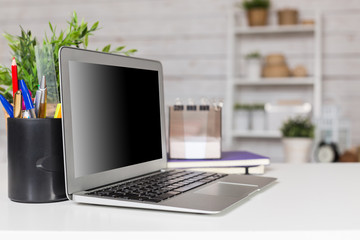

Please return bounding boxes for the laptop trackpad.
[195,182,258,198]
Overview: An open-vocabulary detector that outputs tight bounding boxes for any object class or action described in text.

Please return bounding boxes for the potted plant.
[234,103,252,131]
[281,116,315,163]
[245,51,262,81]
[250,103,266,131]
[241,0,270,26]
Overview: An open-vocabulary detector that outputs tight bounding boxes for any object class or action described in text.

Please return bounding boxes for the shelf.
[232,130,282,138]
[235,25,315,35]
[233,77,314,86]
[225,10,322,148]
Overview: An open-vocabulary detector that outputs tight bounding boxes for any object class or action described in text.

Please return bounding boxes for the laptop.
[59,46,276,214]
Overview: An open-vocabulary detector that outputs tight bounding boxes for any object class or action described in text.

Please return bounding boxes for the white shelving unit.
[225,8,322,151]
[233,77,314,86]
[232,130,282,139]
[234,24,315,34]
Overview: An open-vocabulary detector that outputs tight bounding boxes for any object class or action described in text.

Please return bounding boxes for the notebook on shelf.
[167,151,270,168]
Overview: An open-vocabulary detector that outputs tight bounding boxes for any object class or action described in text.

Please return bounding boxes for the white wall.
[0,0,360,161]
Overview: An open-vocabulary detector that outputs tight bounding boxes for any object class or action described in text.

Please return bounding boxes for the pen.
[13,90,22,118]
[0,94,14,118]
[19,79,36,118]
[22,96,25,110]
[34,90,41,117]
[11,57,18,98]
[39,76,47,118]
[39,89,46,118]
[21,90,32,111]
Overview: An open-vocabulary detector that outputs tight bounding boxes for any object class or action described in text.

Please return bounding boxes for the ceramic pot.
[247,8,268,26]
[234,110,250,131]
[282,137,313,163]
[251,110,266,131]
[246,58,262,81]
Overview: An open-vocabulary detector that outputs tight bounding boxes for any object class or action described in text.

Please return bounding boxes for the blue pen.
[19,79,36,118]
[0,94,14,118]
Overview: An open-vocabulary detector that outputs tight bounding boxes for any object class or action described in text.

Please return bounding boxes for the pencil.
[11,57,18,98]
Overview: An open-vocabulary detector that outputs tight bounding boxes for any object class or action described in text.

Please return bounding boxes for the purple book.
[167,151,270,168]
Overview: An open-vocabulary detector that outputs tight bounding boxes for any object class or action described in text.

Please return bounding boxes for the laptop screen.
[68,61,163,178]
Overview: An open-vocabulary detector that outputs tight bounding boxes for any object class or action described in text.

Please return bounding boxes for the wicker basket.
[292,65,308,77]
[262,54,290,77]
[277,9,298,25]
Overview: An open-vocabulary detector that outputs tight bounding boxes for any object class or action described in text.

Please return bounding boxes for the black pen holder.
[7,118,67,203]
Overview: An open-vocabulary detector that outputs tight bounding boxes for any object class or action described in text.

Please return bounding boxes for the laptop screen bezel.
[59,47,167,198]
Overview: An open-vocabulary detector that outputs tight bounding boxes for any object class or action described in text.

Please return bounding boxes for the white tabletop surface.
[1,161,360,233]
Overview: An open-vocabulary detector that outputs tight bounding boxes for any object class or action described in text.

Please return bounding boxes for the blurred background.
[0,0,359,162]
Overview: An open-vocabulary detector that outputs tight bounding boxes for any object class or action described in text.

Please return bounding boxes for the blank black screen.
[68,61,163,178]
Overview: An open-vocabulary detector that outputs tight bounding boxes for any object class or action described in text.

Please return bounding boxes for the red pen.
[11,57,18,98]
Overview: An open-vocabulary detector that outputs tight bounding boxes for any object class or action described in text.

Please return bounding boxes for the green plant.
[235,103,265,111]
[234,103,252,110]
[251,103,265,110]
[0,11,137,102]
[281,116,315,138]
[1,28,38,102]
[242,0,270,10]
[245,51,261,59]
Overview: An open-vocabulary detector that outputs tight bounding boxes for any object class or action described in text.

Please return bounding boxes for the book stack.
[167,151,270,175]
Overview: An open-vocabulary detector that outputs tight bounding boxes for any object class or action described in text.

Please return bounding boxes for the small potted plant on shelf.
[245,51,262,81]
[281,116,315,163]
[251,103,266,131]
[234,103,252,131]
[241,0,270,26]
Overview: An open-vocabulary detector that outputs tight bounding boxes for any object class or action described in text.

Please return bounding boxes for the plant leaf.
[102,44,111,53]
[84,34,88,48]
[115,46,125,52]
[90,21,99,31]
[49,22,54,32]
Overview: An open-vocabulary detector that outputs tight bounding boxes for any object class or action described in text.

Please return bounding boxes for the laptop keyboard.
[86,170,227,203]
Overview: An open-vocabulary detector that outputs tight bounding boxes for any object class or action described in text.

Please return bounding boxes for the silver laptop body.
[59,46,276,214]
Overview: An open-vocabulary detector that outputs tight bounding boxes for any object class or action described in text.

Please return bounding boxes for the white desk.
[0,162,360,233]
